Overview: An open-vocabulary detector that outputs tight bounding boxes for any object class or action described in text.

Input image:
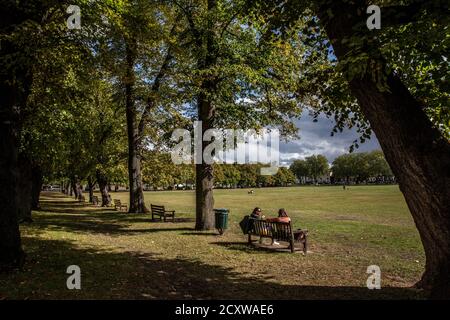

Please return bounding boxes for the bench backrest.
[151,204,165,214]
[114,199,121,205]
[248,218,293,242]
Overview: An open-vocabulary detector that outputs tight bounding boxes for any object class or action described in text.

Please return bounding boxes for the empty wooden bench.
[247,217,308,253]
[113,199,128,212]
[92,195,99,206]
[151,204,175,222]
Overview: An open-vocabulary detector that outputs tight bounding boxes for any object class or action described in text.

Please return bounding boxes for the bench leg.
[289,240,295,253]
[303,237,308,254]
[248,233,252,245]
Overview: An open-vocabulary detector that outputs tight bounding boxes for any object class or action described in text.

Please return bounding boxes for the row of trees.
[1,0,304,226]
[1,0,449,296]
[142,152,296,189]
[331,151,393,184]
[80,150,391,190]
[289,151,394,184]
[290,155,330,184]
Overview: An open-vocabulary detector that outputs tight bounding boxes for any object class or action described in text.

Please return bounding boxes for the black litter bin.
[214,208,229,235]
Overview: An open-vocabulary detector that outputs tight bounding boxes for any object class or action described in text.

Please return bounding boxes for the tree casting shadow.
[0,237,425,300]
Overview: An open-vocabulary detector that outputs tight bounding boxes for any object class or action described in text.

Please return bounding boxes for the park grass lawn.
[0,186,426,299]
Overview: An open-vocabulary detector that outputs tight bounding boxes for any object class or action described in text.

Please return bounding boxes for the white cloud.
[280,110,380,163]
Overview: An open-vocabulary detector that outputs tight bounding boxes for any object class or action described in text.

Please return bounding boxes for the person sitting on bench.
[265,208,291,245]
[250,207,267,243]
[269,208,307,246]
[266,208,291,223]
[251,207,265,220]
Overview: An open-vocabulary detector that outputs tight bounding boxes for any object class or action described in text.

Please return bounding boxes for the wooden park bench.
[151,204,175,222]
[247,217,308,254]
[91,195,99,206]
[113,199,128,212]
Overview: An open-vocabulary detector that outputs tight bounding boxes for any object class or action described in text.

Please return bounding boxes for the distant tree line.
[289,150,394,185]
[141,152,297,190]
[136,149,393,190]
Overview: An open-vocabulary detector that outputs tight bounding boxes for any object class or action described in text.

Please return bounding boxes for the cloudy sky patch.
[280,110,380,164]
[185,110,381,166]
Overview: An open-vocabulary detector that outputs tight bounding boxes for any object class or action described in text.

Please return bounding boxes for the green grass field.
[0,185,426,299]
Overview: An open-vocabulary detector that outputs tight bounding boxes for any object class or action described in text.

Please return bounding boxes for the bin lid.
[214,208,229,212]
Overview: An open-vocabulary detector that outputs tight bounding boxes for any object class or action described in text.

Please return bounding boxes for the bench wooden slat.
[246,217,307,254]
[113,199,127,212]
[151,204,175,222]
[92,195,99,206]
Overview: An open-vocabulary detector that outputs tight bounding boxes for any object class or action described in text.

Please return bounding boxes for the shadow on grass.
[40,192,71,199]
[29,214,196,237]
[146,217,196,223]
[181,232,218,236]
[30,195,196,237]
[0,237,425,300]
[211,241,306,254]
[38,201,117,215]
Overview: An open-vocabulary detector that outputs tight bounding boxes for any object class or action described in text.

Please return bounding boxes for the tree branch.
[137,48,173,137]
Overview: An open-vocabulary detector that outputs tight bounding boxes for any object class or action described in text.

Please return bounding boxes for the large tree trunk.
[70,177,83,200]
[194,0,217,230]
[87,177,95,203]
[75,181,83,201]
[0,113,25,270]
[70,178,78,199]
[125,40,148,213]
[31,165,43,210]
[195,94,215,230]
[17,155,33,223]
[0,3,30,269]
[127,143,147,212]
[96,171,111,207]
[195,162,214,229]
[317,0,450,298]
